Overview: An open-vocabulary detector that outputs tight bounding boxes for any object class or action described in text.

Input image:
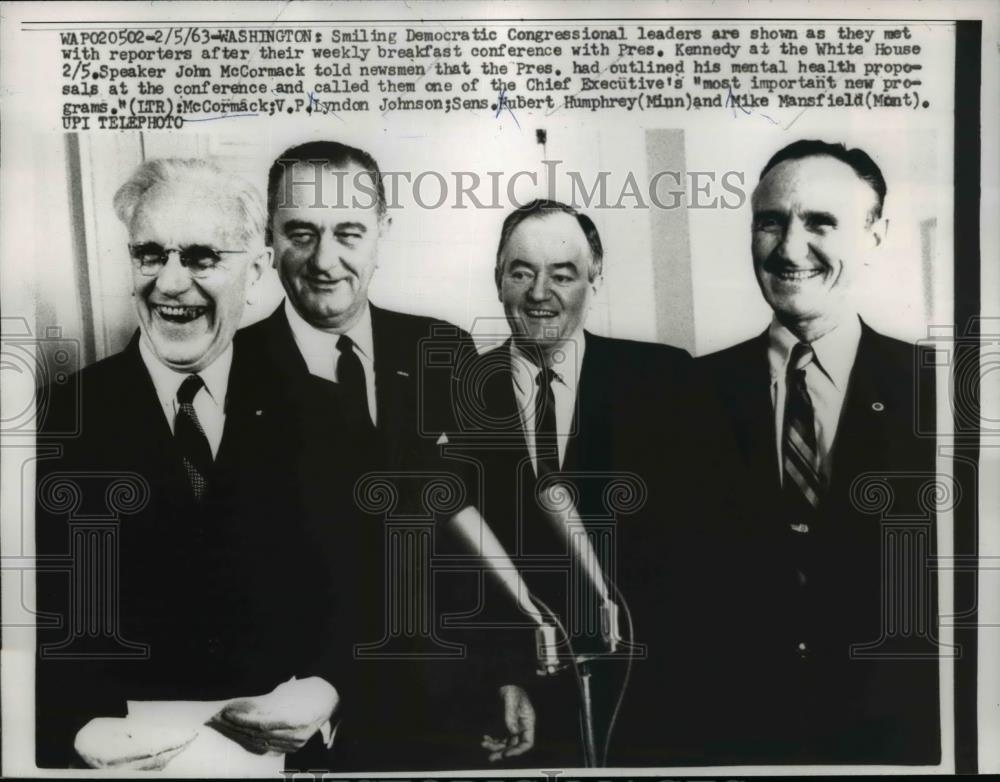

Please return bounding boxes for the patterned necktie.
[175,374,213,500]
[534,366,560,477]
[783,342,824,512]
[337,334,372,428]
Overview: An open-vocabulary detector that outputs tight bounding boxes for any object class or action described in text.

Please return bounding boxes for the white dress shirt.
[284,298,378,426]
[510,335,585,476]
[138,337,231,458]
[768,315,862,483]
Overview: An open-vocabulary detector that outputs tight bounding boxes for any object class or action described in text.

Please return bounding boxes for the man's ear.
[494,259,504,303]
[869,217,888,249]
[589,269,604,299]
[247,247,271,288]
[378,214,392,240]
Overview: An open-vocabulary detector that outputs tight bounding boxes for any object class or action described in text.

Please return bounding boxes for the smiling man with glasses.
[117,161,267,376]
[35,158,344,771]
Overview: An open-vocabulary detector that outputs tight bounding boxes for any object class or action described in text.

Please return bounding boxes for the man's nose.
[309,235,343,273]
[527,274,550,301]
[777,218,811,264]
[154,251,193,295]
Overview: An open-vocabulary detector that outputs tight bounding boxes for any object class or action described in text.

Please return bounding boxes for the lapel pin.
[872,402,885,412]
[396,370,410,378]
[255,409,263,416]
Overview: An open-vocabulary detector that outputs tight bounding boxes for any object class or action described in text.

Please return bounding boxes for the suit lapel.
[214,336,270,476]
[826,324,895,499]
[730,332,782,501]
[507,340,533,467]
[113,334,197,509]
[370,304,412,462]
[118,334,175,443]
[259,305,313,383]
[564,332,609,474]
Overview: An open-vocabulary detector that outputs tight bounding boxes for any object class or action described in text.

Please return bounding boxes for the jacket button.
[796,569,807,586]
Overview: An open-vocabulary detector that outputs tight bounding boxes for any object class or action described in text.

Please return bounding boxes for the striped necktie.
[783,342,823,511]
[175,374,213,500]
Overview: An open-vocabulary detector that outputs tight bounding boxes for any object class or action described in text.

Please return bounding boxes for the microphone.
[448,505,562,675]
[537,481,621,653]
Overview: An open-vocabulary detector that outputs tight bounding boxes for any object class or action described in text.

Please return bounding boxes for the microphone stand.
[576,598,621,767]
[532,482,627,767]
[534,602,620,768]
[577,657,599,767]
[447,506,625,768]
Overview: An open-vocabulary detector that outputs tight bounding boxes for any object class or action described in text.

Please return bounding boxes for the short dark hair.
[495,199,604,286]
[266,140,386,242]
[759,139,887,221]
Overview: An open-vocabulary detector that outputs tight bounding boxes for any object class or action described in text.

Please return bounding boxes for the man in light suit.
[35,159,342,769]
[459,199,730,766]
[698,140,940,764]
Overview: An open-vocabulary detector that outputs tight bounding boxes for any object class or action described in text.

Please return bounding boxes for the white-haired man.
[35,158,342,770]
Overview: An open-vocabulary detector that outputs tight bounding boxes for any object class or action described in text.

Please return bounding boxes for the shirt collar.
[138,334,232,408]
[767,314,861,390]
[284,297,375,363]
[509,333,586,395]
[342,303,374,361]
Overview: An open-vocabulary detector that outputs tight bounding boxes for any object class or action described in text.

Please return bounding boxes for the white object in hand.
[74,716,198,770]
[209,677,338,755]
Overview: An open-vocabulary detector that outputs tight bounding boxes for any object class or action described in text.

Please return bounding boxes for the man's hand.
[480,684,536,762]
[209,677,338,755]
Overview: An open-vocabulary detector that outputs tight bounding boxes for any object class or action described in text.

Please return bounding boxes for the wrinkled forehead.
[274,161,380,217]
[502,212,593,267]
[752,155,878,221]
[131,182,244,246]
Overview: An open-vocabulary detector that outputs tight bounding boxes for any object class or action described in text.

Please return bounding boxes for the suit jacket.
[236,303,482,770]
[35,333,343,768]
[239,303,472,474]
[696,320,940,765]
[448,331,739,766]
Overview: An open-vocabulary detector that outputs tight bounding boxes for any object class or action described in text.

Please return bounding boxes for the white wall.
[61,122,950,364]
[685,123,953,355]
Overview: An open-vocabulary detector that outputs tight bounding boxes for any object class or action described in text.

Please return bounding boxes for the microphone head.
[535,624,564,676]
[601,601,621,653]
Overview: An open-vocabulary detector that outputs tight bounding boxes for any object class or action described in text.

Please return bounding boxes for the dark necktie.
[337,334,372,428]
[534,366,560,477]
[783,342,824,514]
[175,374,213,500]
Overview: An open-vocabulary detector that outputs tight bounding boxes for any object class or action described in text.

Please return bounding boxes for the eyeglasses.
[128,243,247,278]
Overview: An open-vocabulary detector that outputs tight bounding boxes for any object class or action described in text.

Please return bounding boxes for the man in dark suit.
[698,140,940,764]
[35,158,345,770]
[245,140,473,473]
[455,199,730,766]
[239,140,491,770]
